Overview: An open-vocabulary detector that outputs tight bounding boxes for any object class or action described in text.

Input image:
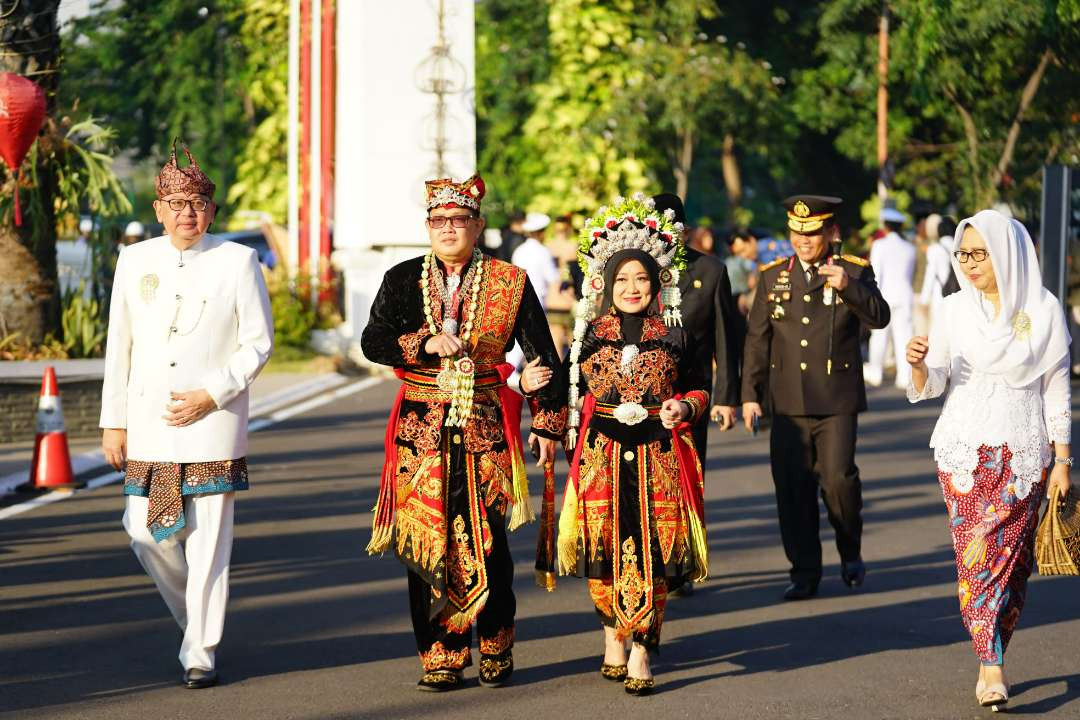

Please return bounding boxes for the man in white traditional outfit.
[865,207,915,388]
[918,214,957,331]
[100,140,274,689]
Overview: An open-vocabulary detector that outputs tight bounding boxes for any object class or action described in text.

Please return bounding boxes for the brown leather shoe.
[183,668,218,689]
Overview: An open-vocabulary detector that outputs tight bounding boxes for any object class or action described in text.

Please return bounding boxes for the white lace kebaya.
[908,210,1071,499]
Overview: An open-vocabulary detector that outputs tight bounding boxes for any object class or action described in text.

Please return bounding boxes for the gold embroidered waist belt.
[403,367,504,403]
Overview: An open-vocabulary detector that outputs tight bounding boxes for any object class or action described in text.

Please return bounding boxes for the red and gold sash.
[367,260,531,555]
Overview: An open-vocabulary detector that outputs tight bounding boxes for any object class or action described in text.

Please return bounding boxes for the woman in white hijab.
[905,209,1072,711]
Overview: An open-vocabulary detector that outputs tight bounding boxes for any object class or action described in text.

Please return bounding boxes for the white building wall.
[332,1,476,365]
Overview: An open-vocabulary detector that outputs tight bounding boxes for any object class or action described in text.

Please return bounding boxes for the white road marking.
[0,376,383,521]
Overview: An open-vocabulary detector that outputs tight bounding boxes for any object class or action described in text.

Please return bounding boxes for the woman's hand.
[906,336,929,369]
[528,432,556,467]
[1048,461,1072,499]
[520,356,553,394]
[660,398,690,429]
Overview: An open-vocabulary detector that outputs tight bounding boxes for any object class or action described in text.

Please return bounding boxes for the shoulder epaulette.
[758,257,786,273]
[841,253,869,267]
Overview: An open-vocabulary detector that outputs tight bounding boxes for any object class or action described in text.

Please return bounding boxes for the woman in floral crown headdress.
[535,193,710,695]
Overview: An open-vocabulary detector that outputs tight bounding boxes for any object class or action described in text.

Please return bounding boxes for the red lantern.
[0,73,47,226]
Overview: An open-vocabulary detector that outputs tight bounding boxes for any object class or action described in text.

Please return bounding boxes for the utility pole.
[876,2,890,203]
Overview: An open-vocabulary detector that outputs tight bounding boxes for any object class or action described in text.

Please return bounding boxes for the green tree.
[793,0,1080,215]
[0,3,129,344]
[519,0,653,216]
[0,2,63,343]
[61,1,250,218]
[227,0,288,224]
[616,0,787,223]
[475,0,552,225]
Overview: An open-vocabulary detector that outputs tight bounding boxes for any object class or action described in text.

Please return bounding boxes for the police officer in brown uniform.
[741,196,890,600]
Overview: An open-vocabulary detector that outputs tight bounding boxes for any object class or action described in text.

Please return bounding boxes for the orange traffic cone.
[22,366,83,491]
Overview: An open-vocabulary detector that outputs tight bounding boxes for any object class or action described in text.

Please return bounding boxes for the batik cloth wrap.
[940,444,1045,664]
[124,458,248,542]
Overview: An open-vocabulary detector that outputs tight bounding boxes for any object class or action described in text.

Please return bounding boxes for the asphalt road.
[2,379,1079,719]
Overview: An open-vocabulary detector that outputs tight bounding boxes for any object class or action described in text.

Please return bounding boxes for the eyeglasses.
[953,249,989,263]
[427,215,474,229]
[163,198,211,213]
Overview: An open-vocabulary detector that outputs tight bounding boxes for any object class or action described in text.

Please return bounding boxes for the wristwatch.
[1054,456,1074,466]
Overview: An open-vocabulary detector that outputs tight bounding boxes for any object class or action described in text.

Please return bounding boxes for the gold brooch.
[1012,311,1032,340]
[140,273,159,303]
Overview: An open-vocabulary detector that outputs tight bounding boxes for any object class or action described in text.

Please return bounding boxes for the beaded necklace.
[420,248,484,426]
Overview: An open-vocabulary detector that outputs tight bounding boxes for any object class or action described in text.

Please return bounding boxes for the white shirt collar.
[166,234,212,261]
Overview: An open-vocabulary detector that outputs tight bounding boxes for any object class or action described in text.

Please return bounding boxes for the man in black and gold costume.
[742,196,890,601]
[361,175,566,691]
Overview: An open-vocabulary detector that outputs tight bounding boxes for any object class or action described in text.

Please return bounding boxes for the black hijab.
[601,249,661,344]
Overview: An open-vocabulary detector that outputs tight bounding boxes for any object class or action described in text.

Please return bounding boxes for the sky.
[58,0,97,25]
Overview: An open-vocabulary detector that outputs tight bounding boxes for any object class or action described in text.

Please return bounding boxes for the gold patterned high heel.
[600,663,628,681]
[624,676,655,696]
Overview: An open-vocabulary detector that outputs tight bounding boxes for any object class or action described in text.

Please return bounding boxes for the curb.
[0,372,361,498]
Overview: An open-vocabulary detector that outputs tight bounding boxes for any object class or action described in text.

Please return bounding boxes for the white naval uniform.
[865,231,916,387]
[101,233,273,672]
[918,235,955,329]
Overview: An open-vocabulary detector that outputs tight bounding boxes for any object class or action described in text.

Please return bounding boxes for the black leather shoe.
[478,650,513,687]
[417,669,464,692]
[673,581,694,597]
[183,668,218,689]
[782,581,819,601]
[841,560,866,588]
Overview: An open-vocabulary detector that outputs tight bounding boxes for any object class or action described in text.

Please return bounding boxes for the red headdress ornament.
[424,174,485,211]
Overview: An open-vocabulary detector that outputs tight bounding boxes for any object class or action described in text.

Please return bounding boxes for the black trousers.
[406,498,516,671]
[769,413,863,584]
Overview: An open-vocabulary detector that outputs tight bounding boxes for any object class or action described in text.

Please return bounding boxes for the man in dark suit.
[741,196,890,600]
[653,194,743,445]
[653,194,744,597]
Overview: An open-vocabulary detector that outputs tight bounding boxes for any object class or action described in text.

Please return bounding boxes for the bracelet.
[1054,456,1074,467]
